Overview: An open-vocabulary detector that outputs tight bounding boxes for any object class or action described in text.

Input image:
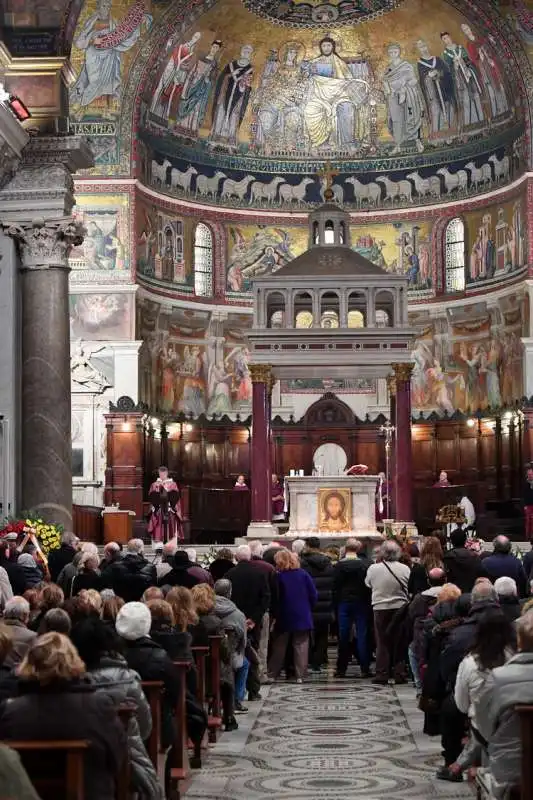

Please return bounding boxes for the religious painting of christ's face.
[318,488,351,532]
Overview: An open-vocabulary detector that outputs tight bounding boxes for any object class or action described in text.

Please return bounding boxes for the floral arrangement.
[464,537,483,554]
[0,517,62,555]
[198,545,223,568]
[436,504,466,526]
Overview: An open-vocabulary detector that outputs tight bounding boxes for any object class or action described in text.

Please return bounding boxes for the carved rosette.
[3,218,85,270]
[249,363,273,384]
[393,362,414,384]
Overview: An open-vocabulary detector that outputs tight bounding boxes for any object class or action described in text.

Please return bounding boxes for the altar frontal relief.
[318,487,351,532]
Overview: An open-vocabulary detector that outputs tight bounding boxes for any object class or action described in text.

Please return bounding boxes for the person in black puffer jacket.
[110,540,156,602]
[71,617,164,799]
[300,539,334,672]
[116,602,207,797]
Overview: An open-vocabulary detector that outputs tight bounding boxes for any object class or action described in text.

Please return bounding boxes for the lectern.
[102,508,135,544]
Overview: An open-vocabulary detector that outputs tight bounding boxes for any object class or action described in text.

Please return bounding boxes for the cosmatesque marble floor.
[186,668,475,800]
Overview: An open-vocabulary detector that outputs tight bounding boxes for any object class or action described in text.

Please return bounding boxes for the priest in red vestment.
[147,466,183,542]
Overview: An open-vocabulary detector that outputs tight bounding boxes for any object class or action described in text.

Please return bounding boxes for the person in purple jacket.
[266,549,318,683]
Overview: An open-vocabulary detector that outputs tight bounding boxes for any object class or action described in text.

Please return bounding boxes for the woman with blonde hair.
[166,585,199,631]
[0,633,127,800]
[267,548,318,684]
[190,584,237,731]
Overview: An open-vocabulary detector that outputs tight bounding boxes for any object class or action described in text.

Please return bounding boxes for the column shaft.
[387,375,397,518]
[393,363,414,522]
[250,364,272,523]
[5,219,84,529]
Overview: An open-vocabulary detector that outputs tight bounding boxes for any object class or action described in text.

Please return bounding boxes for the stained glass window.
[445,218,465,293]
[194,223,213,297]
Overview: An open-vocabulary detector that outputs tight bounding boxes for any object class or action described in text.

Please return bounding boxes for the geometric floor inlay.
[186,665,475,800]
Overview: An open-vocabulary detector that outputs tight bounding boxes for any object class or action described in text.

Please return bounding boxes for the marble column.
[6,219,84,529]
[386,374,397,518]
[247,363,275,538]
[393,363,414,523]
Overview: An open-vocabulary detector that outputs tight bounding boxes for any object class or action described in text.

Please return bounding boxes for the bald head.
[493,535,511,555]
[428,567,446,586]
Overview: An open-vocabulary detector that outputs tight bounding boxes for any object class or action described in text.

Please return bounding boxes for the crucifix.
[380,419,396,519]
[317,160,339,201]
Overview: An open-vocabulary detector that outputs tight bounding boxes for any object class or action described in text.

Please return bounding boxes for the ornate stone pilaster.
[248,363,275,537]
[5,218,85,528]
[393,362,414,523]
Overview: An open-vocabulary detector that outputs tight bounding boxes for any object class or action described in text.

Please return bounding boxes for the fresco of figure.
[300,36,372,150]
[440,32,484,128]
[176,40,223,135]
[416,39,456,138]
[460,24,508,117]
[150,31,202,122]
[71,0,151,107]
[253,41,307,150]
[382,43,424,154]
[211,44,254,145]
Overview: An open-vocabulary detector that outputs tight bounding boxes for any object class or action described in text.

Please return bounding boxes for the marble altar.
[284,475,378,540]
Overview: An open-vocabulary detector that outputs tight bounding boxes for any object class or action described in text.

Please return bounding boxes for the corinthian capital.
[393,362,414,383]
[249,363,273,384]
[3,217,85,270]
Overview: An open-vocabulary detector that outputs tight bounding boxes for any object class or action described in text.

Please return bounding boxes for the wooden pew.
[2,740,89,800]
[190,647,209,769]
[207,635,223,743]
[191,646,209,706]
[170,660,190,800]
[141,680,163,769]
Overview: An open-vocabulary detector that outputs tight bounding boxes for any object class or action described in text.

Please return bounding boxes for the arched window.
[445,217,465,293]
[324,220,335,244]
[194,223,213,297]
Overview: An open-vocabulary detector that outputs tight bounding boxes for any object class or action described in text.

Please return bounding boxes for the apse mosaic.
[130,0,527,204]
[66,0,529,188]
[224,219,433,296]
[241,0,403,28]
[136,194,193,288]
[463,193,527,286]
[68,0,158,171]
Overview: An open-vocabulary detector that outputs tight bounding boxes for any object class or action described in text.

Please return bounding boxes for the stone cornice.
[0,134,93,220]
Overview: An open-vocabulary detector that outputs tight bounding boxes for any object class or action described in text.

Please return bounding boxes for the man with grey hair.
[110,537,156,602]
[487,611,533,799]
[227,543,270,701]
[292,539,306,556]
[48,531,79,583]
[99,541,122,585]
[156,538,178,582]
[2,596,36,667]
[214,578,248,712]
[56,541,98,595]
[483,535,527,598]
[494,576,521,622]
[365,541,410,684]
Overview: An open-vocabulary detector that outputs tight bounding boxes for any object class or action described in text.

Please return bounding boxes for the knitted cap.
[115,602,151,641]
